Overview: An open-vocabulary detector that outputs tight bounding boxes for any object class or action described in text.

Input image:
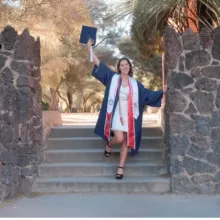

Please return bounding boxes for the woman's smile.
[120,60,130,75]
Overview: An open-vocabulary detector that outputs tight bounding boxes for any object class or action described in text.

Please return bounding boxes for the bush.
[41,100,49,111]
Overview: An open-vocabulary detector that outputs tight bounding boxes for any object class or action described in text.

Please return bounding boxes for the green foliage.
[91,0,220,91]
[104,0,220,55]
[88,0,164,90]
[131,0,220,49]
[41,100,49,110]
[117,37,162,90]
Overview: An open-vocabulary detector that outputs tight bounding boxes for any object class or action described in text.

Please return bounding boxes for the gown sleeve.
[139,83,163,107]
[92,62,115,86]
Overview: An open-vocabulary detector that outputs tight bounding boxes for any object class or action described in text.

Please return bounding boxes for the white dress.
[111,86,129,132]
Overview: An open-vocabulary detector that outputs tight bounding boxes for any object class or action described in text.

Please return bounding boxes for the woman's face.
[119,60,130,75]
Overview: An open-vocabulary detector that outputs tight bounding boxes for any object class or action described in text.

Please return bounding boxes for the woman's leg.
[105,130,125,153]
[117,133,128,176]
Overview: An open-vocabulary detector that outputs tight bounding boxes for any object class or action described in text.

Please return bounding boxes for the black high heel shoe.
[116,166,124,180]
[104,141,112,157]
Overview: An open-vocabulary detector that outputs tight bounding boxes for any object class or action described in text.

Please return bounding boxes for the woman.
[87,39,167,180]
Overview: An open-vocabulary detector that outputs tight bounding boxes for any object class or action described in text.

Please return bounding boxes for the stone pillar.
[164,27,220,194]
[0,26,43,201]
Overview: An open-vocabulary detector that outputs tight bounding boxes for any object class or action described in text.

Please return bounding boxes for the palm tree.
[104,0,220,48]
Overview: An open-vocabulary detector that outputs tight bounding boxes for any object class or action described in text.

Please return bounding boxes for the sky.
[93,0,132,57]
[104,0,132,36]
[3,0,20,7]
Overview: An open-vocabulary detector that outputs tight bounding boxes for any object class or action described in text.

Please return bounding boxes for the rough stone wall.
[164,26,220,194]
[0,26,43,201]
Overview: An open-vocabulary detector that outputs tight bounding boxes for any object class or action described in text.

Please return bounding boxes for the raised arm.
[87,39,100,67]
[87,39,115,86]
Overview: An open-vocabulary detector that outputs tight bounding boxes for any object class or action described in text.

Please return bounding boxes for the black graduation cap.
[79,25,97,46]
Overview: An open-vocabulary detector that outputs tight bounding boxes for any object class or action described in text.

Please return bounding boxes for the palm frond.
[103,0,134,22]
[104,0,220,42]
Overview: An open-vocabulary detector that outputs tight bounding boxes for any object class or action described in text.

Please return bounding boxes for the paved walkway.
[0,193,219,217]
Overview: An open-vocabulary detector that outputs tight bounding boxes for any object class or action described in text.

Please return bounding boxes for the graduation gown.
[92,62,163,156]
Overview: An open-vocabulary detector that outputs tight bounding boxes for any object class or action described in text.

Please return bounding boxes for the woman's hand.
[87,38,100,66]
[120,117,124,126]
[163,84,168,93]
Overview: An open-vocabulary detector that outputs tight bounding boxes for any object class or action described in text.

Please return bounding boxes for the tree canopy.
[3,0,216,112]
[1,0,107,112]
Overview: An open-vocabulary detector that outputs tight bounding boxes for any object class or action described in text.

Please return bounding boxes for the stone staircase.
[32,125,170,193]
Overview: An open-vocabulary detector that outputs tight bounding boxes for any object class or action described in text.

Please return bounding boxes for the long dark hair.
[117,57,133,77]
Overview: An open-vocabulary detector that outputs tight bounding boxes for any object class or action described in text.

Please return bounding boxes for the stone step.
[32,176,170,193]
[61,113,159,126]
[62,120,158,126]
[46,136,163,150]
[43,148,165,163]
[49,126,162,138]
[38,162,167,177]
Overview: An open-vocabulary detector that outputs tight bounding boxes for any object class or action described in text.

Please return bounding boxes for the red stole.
[104,78,135,150]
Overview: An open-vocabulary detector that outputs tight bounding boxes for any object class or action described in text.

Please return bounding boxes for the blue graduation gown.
[92,62,163,156]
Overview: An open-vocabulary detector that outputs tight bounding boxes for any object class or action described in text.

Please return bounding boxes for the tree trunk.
[67,90,73,113]
[55,78,69,113]
[49,88,59,111]
[186,0,199,32]
[82,98,86,112]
